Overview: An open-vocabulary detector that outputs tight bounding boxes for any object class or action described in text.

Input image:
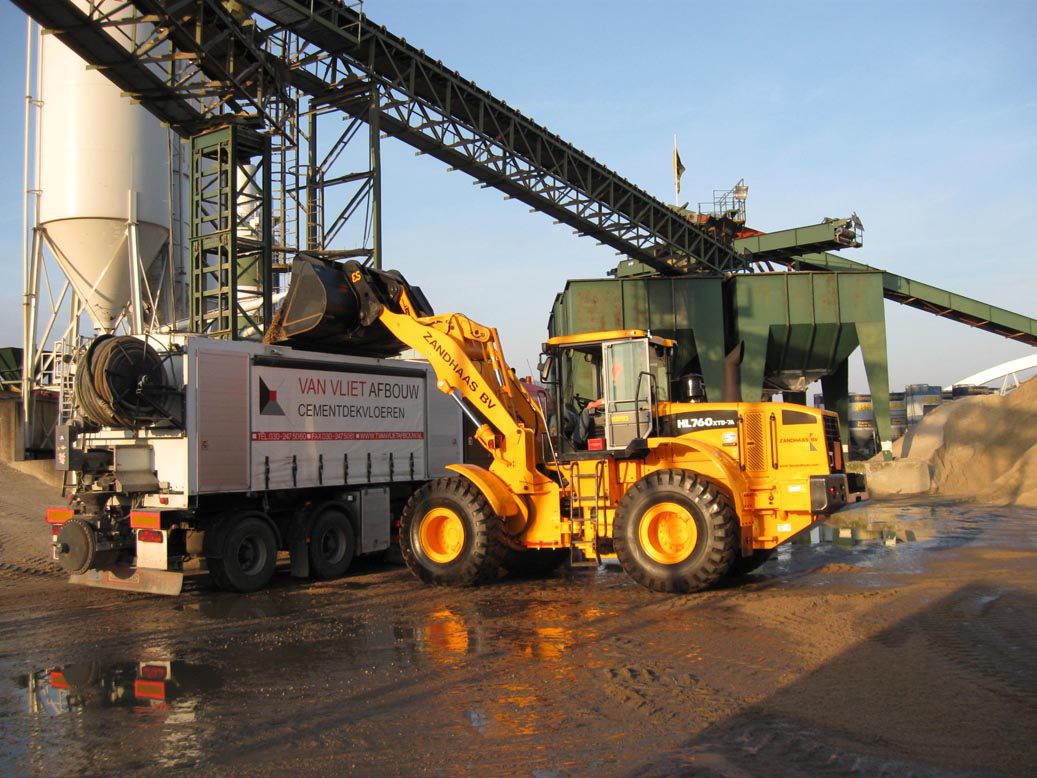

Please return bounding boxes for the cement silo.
[37,26,171,333]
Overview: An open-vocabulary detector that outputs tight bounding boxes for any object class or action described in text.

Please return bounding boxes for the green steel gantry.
[14,0,1037,458]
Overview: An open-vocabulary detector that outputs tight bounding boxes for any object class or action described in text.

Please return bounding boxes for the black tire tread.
[213,514,278,593]
[207,557,232,591]
[400,477,507,586]
[205,522,232,591]
[613,469,738,593]
[308,507,357,580]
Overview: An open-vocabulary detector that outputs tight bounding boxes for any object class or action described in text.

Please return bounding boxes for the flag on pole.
[673,135,686,201]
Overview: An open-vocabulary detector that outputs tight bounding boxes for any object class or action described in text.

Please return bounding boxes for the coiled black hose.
[74,336,167,428]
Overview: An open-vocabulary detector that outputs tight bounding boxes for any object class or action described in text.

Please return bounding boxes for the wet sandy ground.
[0,463,1035,776]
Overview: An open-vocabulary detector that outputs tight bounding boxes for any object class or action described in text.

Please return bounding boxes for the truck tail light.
[139,664,169,681]
[138,529,164,543]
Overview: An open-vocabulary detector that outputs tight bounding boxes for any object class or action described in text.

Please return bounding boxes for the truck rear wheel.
[400,477,507,586]
[613,469,738,593]
[208,514,278,593]
[308,507,356,579]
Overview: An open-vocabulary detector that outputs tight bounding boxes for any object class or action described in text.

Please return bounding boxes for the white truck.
[47,333,462,594]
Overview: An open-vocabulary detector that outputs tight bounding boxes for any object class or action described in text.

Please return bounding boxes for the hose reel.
[73,336,174,429]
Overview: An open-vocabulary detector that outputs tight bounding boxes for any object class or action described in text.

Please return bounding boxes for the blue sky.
[0,0,1034,392]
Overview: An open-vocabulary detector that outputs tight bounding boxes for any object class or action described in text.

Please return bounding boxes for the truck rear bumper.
[69,566,183,596]
[810,474,850,514]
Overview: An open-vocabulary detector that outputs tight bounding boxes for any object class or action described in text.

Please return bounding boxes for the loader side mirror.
[538,355,554,384]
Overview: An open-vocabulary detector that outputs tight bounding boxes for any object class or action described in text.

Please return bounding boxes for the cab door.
[603,339,652,449]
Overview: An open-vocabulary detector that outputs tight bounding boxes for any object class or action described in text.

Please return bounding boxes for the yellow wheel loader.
[269,254,866,593]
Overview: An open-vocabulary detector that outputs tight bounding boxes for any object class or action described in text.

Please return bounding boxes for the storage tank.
[888,391,907,440]
[905,384,942,425]
[847,392,877,458]
[38,25,170,332]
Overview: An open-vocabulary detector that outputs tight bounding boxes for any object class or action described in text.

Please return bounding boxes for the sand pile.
[894,401,958,459]
[925,377,1037,506]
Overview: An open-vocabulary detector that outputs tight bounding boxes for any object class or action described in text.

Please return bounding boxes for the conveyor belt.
[13,0,205,129]
[787,253,1037,347]
[16,0,747,276]
[732,217,862,264]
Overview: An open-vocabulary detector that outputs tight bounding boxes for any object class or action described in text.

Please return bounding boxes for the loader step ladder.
[566,460,608,567]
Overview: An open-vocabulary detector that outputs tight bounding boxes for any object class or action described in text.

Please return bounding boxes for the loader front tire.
[613,469,738,593]
[401,477,507,586]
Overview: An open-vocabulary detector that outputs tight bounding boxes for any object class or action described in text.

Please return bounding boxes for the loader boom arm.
[268,256,550,494]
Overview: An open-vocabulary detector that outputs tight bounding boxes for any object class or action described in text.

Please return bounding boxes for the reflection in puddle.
[10,499,1029,774]
[799,524,902,548]
[745,498,1018,583]
[25,659,218,718]
[420,609,471,659]
[17,658,220,772]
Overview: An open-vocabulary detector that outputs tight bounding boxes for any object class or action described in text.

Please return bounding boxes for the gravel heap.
[894,376,1037,506]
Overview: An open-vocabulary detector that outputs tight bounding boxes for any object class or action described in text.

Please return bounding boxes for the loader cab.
[540,331,674,456]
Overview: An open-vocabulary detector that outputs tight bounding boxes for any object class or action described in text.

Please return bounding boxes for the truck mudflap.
[69,566,183,596]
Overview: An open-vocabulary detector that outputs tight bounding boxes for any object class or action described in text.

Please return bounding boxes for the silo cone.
[38,29,171,333]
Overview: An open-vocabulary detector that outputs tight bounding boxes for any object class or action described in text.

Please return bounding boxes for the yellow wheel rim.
[638,502,697,564]
[419,508,466,564]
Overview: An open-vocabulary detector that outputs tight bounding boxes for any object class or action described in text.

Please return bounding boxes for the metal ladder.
[53,340,77,425]
[566,459,608,567]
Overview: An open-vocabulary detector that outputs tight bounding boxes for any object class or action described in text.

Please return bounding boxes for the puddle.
[8,657,221,773]
[733,498,1037,585]
[3,497,1035,773]
[23,659,220,717]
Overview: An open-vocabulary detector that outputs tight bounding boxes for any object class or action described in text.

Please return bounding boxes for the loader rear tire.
[613,469,738,593]
[401,477,507,586]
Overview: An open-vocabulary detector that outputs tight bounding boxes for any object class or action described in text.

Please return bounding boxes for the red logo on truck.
[259,378,285,416]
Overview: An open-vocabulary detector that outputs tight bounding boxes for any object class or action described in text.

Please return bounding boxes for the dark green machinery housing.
[550,269,892,457]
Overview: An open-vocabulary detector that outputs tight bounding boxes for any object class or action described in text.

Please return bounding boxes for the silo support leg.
[857,322,892,461]
[738,331,769,404]
[821,360,850,460]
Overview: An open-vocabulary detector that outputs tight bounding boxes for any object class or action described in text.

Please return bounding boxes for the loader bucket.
[265,254,433,357]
